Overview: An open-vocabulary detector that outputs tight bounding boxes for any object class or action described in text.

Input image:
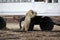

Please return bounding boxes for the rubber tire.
[19,17,25,29]
[0,17,6,29]
[40,17,54,31]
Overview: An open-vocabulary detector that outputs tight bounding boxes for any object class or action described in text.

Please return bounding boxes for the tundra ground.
[0,23,60,40]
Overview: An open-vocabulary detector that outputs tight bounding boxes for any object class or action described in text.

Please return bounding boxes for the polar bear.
[21,10,37,31]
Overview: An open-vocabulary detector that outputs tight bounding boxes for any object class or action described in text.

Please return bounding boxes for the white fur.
[21,10,37,31]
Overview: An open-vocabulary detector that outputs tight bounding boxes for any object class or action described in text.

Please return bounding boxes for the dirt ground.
[0,23,60,40]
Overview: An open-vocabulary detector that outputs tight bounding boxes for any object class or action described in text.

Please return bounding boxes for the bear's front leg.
[25,26,29,31]
[24,23,29,31]
[20,26,25,31]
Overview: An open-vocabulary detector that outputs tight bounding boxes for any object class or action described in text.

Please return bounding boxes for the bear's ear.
[28,10,33,13]
[28,10,34,14]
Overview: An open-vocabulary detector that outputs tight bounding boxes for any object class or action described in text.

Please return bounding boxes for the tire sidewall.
[40,17,54,31]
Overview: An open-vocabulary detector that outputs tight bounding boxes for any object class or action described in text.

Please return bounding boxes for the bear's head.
[26,10,37,18]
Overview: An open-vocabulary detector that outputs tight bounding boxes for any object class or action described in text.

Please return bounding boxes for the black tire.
[40,17,54,31]
[19,17,25,29]
[0,17,6,29]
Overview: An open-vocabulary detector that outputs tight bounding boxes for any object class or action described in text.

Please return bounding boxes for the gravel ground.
[0,23,60,40]
[0,30,60,40]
